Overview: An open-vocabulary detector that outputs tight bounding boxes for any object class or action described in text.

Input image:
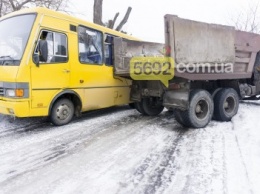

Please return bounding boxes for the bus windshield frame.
[0,14,36,66]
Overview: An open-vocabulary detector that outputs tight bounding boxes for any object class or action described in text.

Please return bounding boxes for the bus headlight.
[5,89,24,97]
[6,89,15,97]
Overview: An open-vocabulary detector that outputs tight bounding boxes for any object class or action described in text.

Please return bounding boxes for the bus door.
[31,30,70,109]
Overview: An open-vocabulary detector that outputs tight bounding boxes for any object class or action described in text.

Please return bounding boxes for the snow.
[0,102,260,194]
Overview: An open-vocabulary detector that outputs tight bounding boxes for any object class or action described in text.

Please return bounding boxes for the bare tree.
[0,1,4,16]
[93,0,103,26]
[0,0,69,16]
[230,1,260,33]
[35,0,69,11]
[0,0,12,16]
[93,0,132,32]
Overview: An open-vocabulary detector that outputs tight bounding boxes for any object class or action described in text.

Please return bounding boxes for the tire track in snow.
[0,116,48,138]
[221,132,228,194]
[142,131,185,194]
[117,123,188,194]
[159,122,230,194]
[231,119,254,194]
[0,106,131,138]
[0,109,170,185]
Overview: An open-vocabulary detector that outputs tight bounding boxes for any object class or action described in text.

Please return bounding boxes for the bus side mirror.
[33,53,40,67]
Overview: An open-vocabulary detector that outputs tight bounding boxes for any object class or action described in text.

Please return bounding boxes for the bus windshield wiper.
[0,55,13,59]
[0,55,16,65]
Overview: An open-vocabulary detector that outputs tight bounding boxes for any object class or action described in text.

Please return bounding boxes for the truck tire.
[175,90,214,128]
[135,101,146,115]
[166,107,174,112]
[174,109,189,127]
[141,97,164,116]
[129,103,135,109]
[50,98,75,126]
[213,88,239,121]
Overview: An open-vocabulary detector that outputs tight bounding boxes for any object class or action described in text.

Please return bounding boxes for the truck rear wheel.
[213,88,239,121]
[50,98,74,126]
[166,107,174,112]
[141,97,164,116]
[174,90,214,128]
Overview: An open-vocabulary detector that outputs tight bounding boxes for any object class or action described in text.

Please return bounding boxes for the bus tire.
[213,88,239,121]
[176,90,214,128]
[50,98,75,126]
[141,97,164,116]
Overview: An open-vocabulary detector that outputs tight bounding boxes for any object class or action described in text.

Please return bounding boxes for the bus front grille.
[0,88,4,96]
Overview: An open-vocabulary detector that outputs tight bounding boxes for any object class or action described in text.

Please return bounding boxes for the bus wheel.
[141,97,164,116]
[177,90,213,128]
[50,98,75,126]
[213,88,239,121]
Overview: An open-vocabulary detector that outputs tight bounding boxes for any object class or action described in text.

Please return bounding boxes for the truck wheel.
[213,88,239,121]
[141,97,164,116]
[176,90,214,128]
[135,101,146,115]
[174,109,189,127]
[129,103,135,109]
[50,98,75,126]
[166,107,174,112]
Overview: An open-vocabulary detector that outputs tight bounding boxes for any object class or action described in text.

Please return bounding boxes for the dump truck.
[114,15,260,128]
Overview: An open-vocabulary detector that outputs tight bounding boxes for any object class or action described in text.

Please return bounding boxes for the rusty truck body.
[114,15,260,128]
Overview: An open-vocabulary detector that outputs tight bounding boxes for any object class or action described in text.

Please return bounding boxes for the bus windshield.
[0,14,35,66]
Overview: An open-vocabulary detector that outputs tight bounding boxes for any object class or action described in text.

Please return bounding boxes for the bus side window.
[78,26,103,64]
[104,35,113,66]
[34,30,68,63]
[51,33,68,63]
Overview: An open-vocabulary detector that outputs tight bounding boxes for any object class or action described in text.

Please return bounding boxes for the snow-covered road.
[0,102,260,194]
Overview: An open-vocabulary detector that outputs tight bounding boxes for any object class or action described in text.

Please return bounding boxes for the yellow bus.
[0,7,136,125]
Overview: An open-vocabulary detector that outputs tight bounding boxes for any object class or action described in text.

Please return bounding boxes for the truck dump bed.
[113,38,165,77]
[114,15,260,81]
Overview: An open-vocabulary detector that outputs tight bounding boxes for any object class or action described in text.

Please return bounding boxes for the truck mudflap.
[130,80,165,102]
[163,90,189,110]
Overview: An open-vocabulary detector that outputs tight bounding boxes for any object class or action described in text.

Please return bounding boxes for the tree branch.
[230,1,260,34]
[8,0,16,11]
[0,1,3,17]
[93,0,104,26]
[115,6,132,31]
[249,2,259,32]
[108,12,119,29]
[17,0,35,10]
[0,0,68,16]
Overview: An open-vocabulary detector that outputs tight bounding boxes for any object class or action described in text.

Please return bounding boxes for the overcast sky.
[69,0,259,43]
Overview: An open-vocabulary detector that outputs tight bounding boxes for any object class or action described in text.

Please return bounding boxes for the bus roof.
[1,7,139,41]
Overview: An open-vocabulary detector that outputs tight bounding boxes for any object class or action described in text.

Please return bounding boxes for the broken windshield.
[0,14,35,66]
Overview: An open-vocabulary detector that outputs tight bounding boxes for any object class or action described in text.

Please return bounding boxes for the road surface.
[0,102,260,194]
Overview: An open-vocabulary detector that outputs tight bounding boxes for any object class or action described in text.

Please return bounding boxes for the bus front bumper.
[0,99,30,117]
